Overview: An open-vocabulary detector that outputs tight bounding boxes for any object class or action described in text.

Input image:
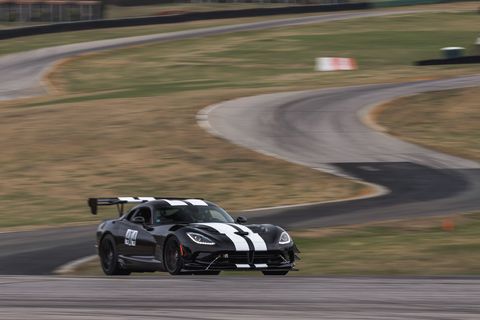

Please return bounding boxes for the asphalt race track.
[0,226,95,275]
[2,276,480,319]
[204,77,480,227]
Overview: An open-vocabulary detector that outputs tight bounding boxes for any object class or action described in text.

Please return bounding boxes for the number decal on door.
[125,229,138,246]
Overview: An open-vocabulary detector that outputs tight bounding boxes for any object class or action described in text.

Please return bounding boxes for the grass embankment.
[68,212,480,276]
[377,87,480,162]
[1,11,479,228]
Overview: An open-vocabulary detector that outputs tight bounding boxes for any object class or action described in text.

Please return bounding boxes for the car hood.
[187,222,283,248]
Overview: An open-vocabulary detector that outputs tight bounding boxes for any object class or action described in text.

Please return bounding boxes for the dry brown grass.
[377,87,480,162]
[0,88,366,228]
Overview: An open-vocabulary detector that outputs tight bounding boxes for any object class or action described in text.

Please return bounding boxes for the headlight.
[279,231,291,244]
[187,232,215,245]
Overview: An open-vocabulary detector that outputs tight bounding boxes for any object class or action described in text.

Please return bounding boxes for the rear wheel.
[262,271,289,276]
[164,237,184,275]
[99,234,130,275]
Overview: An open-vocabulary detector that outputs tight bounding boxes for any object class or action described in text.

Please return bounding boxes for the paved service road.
[1,276,480,319]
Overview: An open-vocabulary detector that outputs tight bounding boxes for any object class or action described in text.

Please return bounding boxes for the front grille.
[194,251,291,266]
[221,251,288,265]
[252,251,288,264]
[226,252,249,264]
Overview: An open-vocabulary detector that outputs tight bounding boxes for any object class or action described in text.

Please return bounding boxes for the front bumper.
[182,250,296,271]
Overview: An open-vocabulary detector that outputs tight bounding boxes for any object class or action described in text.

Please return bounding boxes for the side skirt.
[118,255,162,272]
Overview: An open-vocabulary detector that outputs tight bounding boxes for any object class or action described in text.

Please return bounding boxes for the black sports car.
[88,197,299,275]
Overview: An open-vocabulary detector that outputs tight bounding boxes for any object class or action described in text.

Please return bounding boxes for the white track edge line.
[53,255,97,275]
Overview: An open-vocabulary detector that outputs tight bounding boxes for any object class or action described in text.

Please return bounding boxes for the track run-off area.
[1,7,480,319]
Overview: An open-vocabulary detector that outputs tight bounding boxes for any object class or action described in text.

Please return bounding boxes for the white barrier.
[315,57,357,71]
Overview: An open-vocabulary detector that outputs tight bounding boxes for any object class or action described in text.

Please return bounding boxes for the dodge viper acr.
[88,197,299,275]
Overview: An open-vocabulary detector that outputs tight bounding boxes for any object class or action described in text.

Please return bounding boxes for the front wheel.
[164,237,184,275]
[99,234,130,276]
[262,271,289,276]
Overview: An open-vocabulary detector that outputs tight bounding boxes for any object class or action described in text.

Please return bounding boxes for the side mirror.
[236,216,247,224]
[132,216,146,225]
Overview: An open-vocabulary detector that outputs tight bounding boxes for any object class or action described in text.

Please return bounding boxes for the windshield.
[153,204,234,224]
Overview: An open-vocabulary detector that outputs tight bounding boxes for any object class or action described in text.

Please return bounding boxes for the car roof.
[135,199,215,209]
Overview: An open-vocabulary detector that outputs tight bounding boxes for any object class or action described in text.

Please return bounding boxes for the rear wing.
[88,197,201,216]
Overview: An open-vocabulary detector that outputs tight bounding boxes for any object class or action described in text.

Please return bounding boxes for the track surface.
[0,226,95,275]
[0,8,479,277]
[2,276,480,319]
[205,77,480,227]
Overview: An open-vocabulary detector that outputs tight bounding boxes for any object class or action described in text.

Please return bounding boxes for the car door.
[121,206,157,258]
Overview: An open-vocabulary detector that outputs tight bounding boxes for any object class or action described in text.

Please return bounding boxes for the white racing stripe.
[118,197,143,202]
[138,197,156,201]
[198,223,249,251]
[254,264,268,268]
[162,199,188,206]
[235,264,251,268]
[234,224,268,251]
[186,199,208,206]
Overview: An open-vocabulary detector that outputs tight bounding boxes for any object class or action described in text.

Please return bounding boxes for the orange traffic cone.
[442,218,455,232]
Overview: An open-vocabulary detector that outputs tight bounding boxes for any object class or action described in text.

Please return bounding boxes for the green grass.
[294,213,480,275]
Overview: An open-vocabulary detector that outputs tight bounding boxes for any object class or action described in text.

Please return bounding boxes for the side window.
[125,208,139,221]
[154,208,163,224]
[131,207,153,225]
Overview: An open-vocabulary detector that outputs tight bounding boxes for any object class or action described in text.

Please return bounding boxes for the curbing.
[53,255,98,275]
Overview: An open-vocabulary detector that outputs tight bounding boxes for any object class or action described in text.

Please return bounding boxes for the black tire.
[99,234,131,276]
[163,236,184,275]
[262,271,289,276]
[192,271,221,275]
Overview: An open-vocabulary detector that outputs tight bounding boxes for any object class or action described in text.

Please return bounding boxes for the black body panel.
[94,199,297,274]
